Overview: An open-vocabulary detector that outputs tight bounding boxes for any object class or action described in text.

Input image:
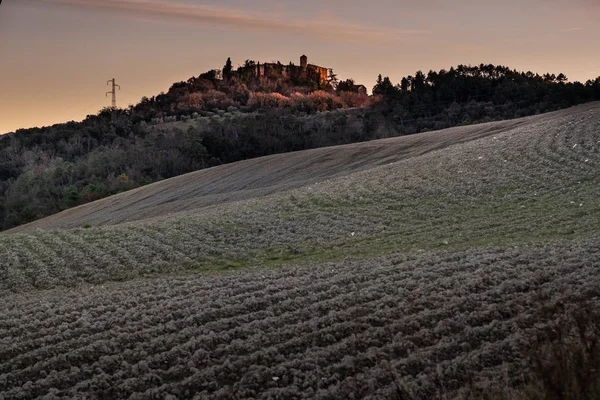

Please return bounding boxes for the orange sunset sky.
[1,0,599,134]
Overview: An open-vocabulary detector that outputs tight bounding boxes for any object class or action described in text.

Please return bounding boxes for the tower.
[106,78,120,108]
[300,55,308,70]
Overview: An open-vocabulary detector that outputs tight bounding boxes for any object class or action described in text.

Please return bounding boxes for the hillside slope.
[4,104,583,234]
[1,103,600,399]
[1,102,599,293]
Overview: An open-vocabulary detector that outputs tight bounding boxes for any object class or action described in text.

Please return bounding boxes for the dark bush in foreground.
[458,301,600,400]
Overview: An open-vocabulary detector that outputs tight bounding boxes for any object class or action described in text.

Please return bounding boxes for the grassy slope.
[1,102,599,292]
[4,112,536,233]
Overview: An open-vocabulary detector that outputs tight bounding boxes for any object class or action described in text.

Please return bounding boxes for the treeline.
[0,62,598,231]
[371,64,600,133]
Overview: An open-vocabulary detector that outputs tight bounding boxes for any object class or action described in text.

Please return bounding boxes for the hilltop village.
[225,55,368,95]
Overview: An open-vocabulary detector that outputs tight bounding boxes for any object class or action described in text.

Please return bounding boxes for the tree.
[328,69,339,89]
[223,57,233,79]
[337,79,356,93]
[200,69,220,80]
[414,71,426,93]
[400,77,409,95]
[373,76,395,96]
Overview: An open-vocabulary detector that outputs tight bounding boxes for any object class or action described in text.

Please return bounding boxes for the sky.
[0,0,599,133]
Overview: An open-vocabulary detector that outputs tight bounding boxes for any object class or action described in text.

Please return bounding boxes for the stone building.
[237,55,329,86]
[355,84,368,95]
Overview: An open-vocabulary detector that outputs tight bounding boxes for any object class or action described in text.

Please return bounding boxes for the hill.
[2,101,599,287]
[1,61,598,232]
[0,100,599,398]
[5,114,534,233]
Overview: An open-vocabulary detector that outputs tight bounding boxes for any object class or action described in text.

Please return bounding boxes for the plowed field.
[1,103,600,399]
[1,240,599,399]
[4,108,554,234]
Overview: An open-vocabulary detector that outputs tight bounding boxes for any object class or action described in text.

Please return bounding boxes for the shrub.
[459,301,600,400]
[247,92,291,110]
[339,91,372,108]
[202,90,237,110]
[80,183,109,202]
[528,302,600,400]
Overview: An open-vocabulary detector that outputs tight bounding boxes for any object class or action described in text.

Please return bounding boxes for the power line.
[106,78,121,108]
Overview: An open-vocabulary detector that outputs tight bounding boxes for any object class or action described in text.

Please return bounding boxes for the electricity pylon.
[106,78,121,108]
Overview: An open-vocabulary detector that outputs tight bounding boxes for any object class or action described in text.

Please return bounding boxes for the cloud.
[22,0,430,43]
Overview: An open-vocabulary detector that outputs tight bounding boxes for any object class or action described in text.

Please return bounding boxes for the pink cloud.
[22,0,430,43]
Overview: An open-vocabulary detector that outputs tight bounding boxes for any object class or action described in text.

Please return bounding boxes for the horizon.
[1,0,599,133]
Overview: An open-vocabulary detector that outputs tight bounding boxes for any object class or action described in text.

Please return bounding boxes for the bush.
[80,183,109,202]
[339,91,372,108]
[528,302,600,400]
[202,90,237,110]
[459,301,600,400]
[247,92,291,110]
